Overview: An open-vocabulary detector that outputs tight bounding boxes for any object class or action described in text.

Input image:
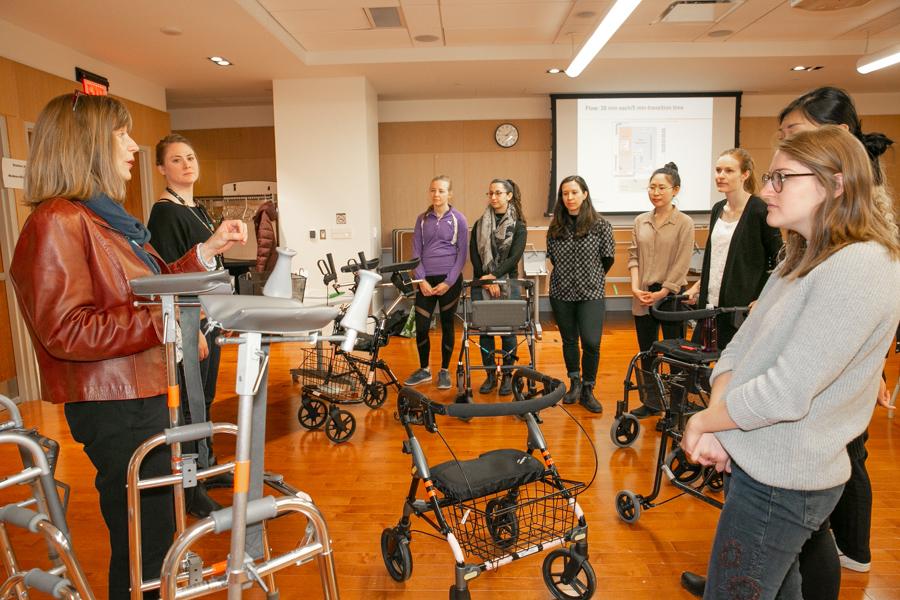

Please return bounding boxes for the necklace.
[165,187,215,234]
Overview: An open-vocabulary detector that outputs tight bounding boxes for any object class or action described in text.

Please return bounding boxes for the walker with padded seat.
[612,296,747,524]
[382,368,596,600]
[453,278,540,403]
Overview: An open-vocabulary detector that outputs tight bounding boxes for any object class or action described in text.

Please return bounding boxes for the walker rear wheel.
[542,548,597,600]
[381,528,413,582]
[665,448,703,485]
[485,496,519,549]
[324,409,356,443]
[615,490,641,524]
[610,414,640,448]
[363,381,387,409]
[297,398,328,430]
[705,469,725,492]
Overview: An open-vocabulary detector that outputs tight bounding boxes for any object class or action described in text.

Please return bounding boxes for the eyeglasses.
[647,185,672,193]
[72,90,87,112]
[761,171,816,193]
[486,191,510,197]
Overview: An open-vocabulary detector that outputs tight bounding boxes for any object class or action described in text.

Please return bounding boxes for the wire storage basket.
[295,346,364,401]
[443,478,584,564]
[238,270,307,301]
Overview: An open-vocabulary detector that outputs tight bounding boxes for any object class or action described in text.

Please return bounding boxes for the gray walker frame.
[127,266,377,599]
[0,395,93,599]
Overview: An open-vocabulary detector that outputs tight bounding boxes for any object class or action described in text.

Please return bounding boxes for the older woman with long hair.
[10,93,246,598]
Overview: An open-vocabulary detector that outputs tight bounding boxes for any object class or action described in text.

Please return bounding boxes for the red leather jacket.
[10,198,205,404]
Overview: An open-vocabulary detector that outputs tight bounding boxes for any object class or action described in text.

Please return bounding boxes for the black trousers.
[414,275,462,369]
[797,431,871,600]
[65,397,175,599]
[549,297,605,384]
[634,313,684,372]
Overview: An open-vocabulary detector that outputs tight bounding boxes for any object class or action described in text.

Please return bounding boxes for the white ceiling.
[1,0,898,108]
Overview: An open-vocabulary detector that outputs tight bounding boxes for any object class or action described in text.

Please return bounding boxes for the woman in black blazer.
[686,148,783,349]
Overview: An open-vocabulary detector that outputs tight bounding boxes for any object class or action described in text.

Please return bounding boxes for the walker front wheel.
[324,409,356,443]
[615,490,642,524]
[542,548,596,600]
[610,414,640,448]
[381,528,413,582]
[297,398,328,430]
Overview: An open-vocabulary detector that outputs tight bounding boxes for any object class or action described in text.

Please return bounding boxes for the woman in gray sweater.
[681,126,900,599]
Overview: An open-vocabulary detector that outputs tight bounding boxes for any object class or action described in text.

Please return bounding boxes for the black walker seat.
[381,368,597,600]
[455,278,539,404]
[612,296,748,525]
[292,253,421,443]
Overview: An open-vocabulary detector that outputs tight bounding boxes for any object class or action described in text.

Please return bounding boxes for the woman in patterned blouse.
[546,175,616,413]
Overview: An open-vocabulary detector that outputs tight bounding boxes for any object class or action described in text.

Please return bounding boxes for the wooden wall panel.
[379,119,553,247]
[172,127,277,197]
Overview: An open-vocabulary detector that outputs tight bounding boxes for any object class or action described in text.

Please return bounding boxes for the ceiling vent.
[659,0,740,23]
[366,6,404,29]
[789,0,872,10]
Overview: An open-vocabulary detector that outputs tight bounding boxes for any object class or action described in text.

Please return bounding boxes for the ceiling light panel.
[269,8,372,33]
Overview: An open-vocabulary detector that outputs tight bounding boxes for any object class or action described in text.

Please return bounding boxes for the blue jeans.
[705,463,843,600]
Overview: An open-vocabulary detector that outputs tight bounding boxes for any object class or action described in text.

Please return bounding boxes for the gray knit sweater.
[712,241,900,490]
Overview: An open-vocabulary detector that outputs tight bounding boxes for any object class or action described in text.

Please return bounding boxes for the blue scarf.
[82,194,160,274]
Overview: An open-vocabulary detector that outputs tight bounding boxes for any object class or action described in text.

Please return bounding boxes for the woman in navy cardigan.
[686,148,783,350]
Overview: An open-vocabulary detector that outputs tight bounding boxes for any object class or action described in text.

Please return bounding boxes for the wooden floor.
[2,312,899,599]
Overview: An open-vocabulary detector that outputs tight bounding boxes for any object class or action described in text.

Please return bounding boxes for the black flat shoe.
[630,404,661,419]
[204,471,235,489]
[680,571,706,598]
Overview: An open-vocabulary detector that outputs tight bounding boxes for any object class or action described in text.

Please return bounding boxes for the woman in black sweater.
[469,178,527,395]
[147,133,224,517]
[686,148,783,350]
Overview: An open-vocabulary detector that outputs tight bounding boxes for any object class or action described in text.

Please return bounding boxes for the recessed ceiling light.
[575,10,597,18]
[791,65,808,71]
[790,65,823,72]
[208,56,233,67]
[547,67,562,74]
[160,26,182,36]
[414,34,440,42]
[210,56,224,62]
[708,29,732,37]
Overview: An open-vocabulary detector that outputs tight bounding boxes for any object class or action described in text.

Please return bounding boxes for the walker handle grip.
[164,422,215,445]
[210,496,278,534]
[24,569,72,599]
[0,505,46,532]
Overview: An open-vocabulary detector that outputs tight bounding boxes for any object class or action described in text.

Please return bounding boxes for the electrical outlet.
[319,229,326,239]
[309,230,316,239]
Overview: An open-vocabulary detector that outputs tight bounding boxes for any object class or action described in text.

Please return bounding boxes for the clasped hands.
[681,412,732,474]
[632,287,668,307]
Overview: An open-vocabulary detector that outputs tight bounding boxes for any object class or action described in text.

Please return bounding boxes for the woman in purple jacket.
[404,175,469,390]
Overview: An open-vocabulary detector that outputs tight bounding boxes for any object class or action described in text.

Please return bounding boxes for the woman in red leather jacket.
[9,93,246,599]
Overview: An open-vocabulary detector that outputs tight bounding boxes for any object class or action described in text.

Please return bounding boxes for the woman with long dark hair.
[546,175,615,413]
[469,178,527,395]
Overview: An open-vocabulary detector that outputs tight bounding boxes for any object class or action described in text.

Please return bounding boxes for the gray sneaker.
[437,369,452,389]
[404,368,432,386]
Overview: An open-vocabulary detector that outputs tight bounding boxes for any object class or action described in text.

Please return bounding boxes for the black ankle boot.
[479,372,497,394]
[185,483,222,518]
[680,572,705,598]
[563,375,581,404]
[579,382,602,413]
[498,374,513,396]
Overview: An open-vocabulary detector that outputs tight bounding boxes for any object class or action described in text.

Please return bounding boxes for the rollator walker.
[613,296,747,524]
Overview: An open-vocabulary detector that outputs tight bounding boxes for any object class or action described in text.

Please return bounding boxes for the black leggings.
[634,313,684,372]
[414,275,462,369]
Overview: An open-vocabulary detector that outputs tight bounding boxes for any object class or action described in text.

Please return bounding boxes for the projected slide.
[576,97,714,213]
